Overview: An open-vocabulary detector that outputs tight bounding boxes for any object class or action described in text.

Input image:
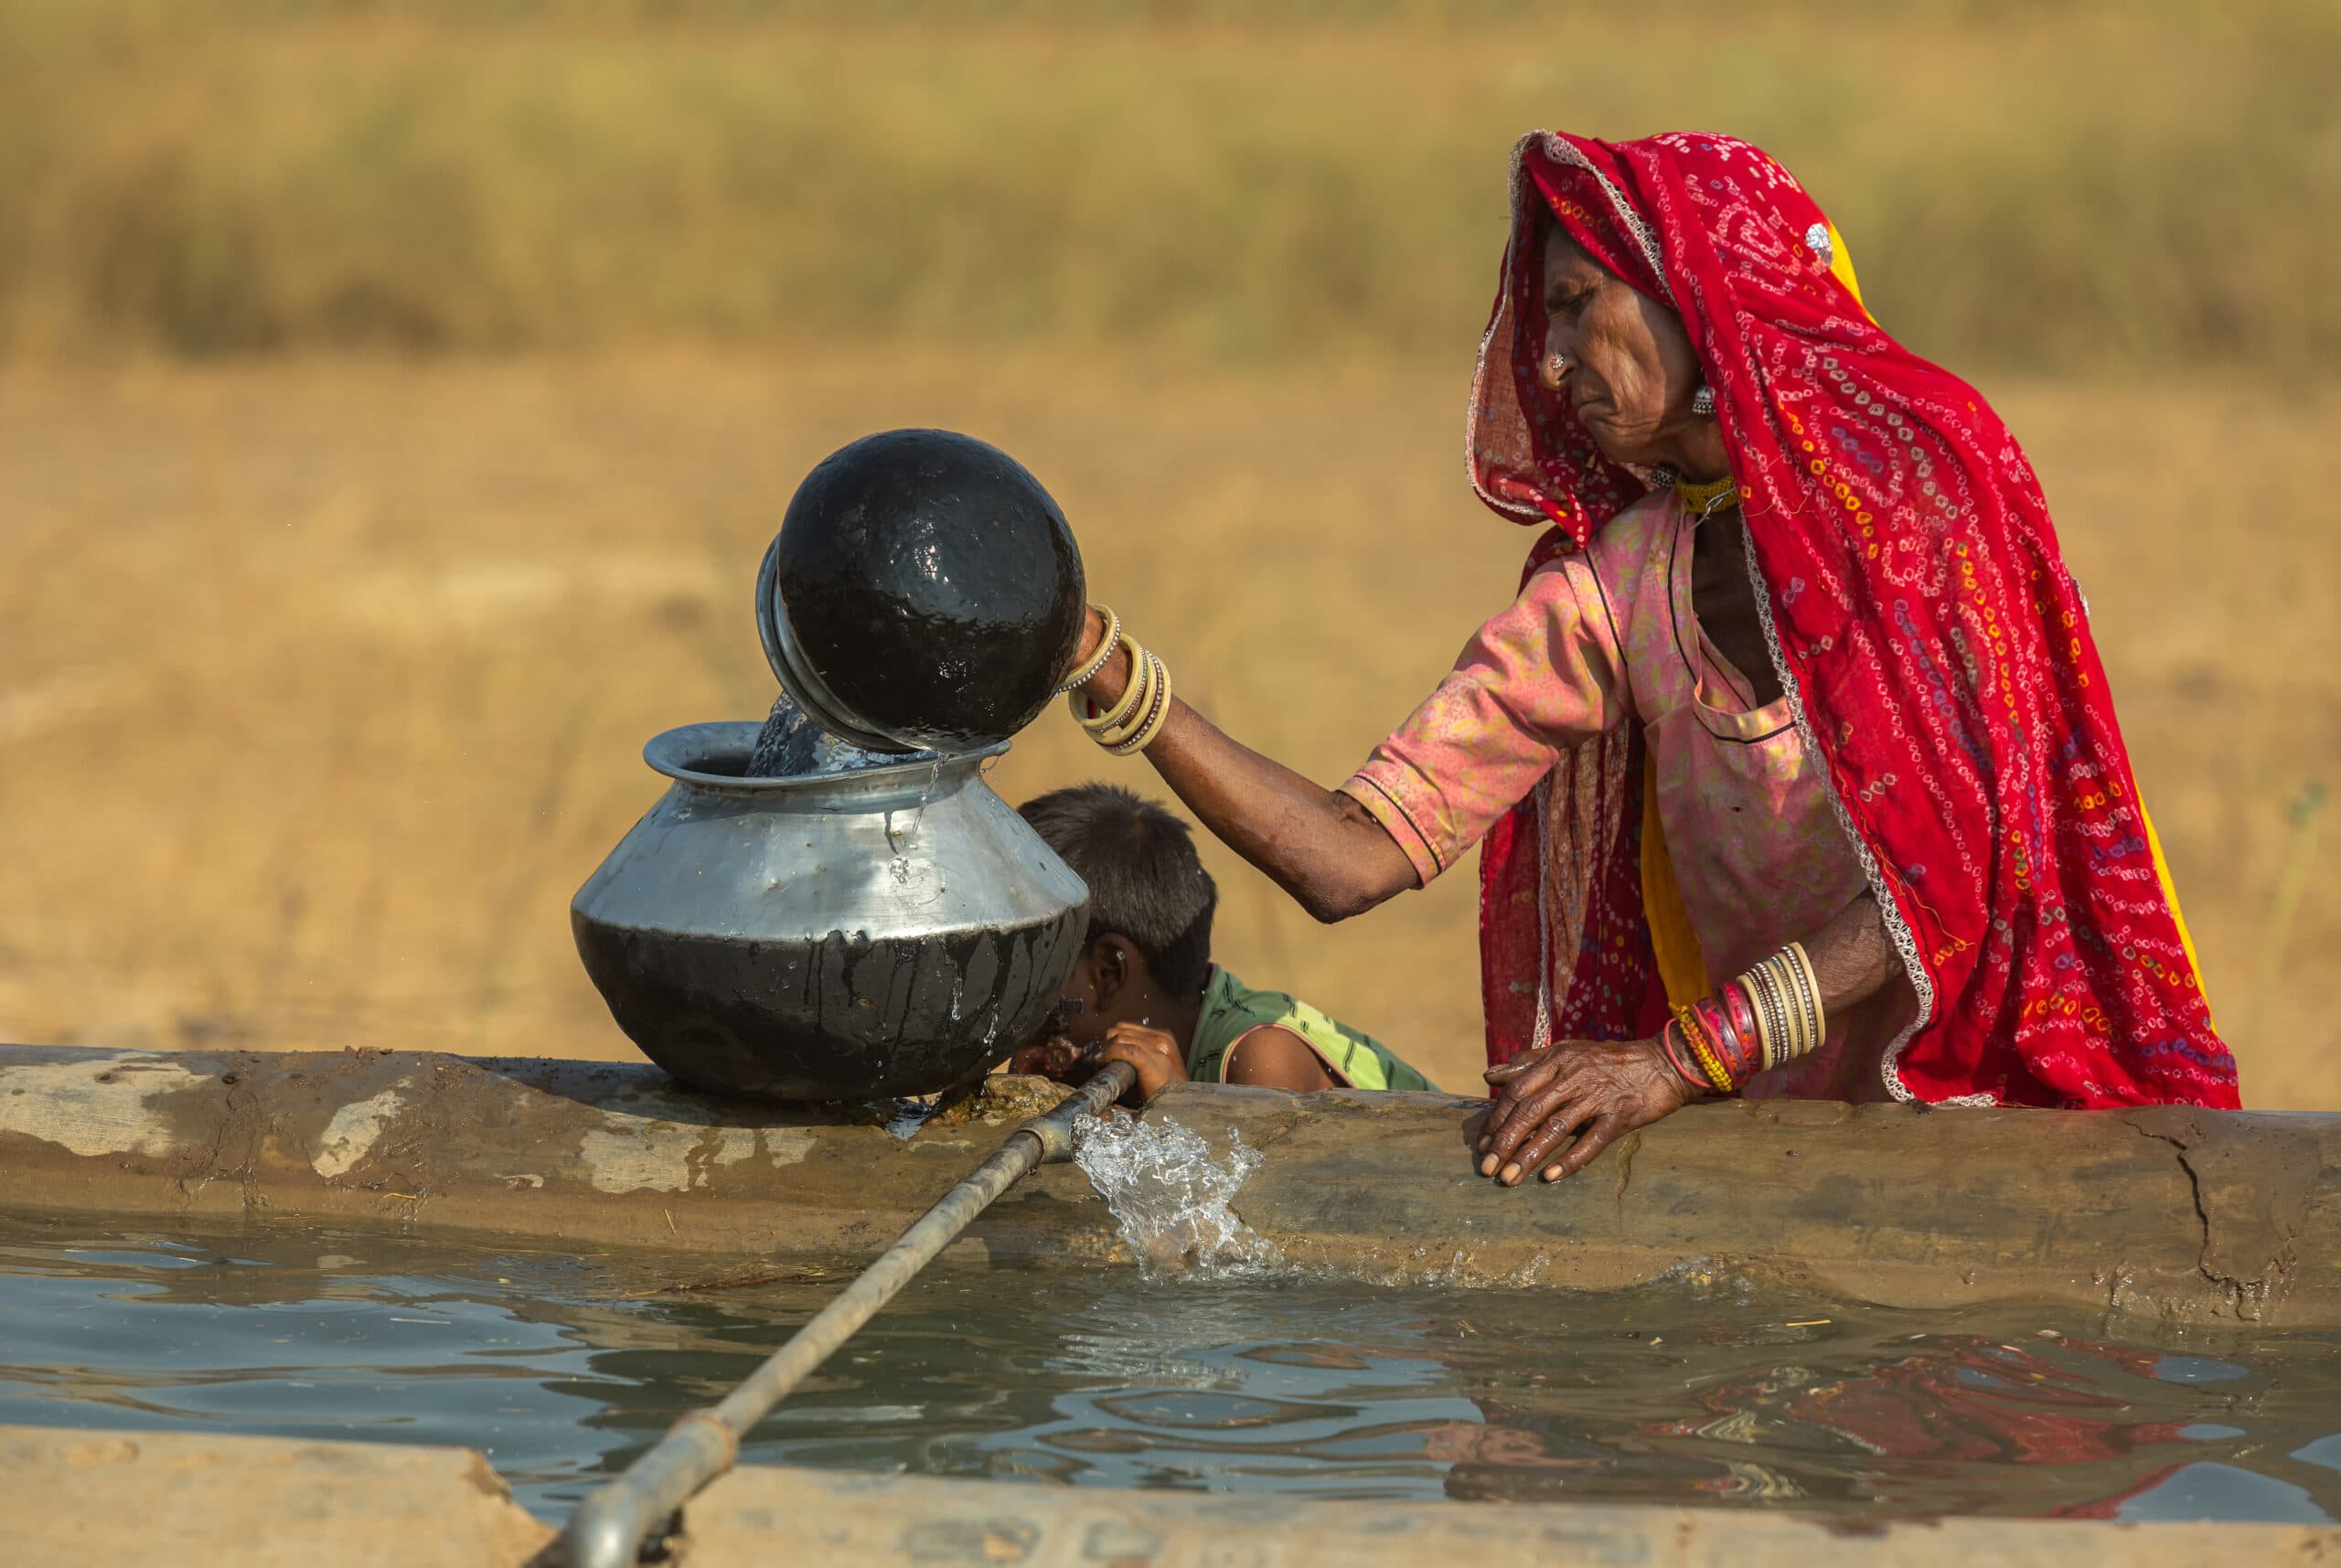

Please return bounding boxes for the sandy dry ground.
[1,351,2332,1105]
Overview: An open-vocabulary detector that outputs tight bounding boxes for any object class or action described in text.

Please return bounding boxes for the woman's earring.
[1691,382,1716,416]
[1545,353,1568,384]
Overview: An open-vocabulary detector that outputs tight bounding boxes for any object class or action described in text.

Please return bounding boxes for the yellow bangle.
[1673,1005,1736,1093]
[1073,631,1148,734]
[1105,652,1174,754]
[1095,648,1160,749]
[1056,605,1119,694]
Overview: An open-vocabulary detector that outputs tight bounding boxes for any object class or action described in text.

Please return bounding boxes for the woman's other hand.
[1094,1021,1191,1106]
[1476,1037,1706,1186]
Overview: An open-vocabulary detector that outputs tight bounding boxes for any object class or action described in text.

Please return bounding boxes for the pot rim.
[642,720,1006,794]
[754,534,920,754]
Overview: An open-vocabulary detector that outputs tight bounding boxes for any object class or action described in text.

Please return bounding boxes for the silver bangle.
[1786,943,1824,1057]
[1761,956,1797,1063]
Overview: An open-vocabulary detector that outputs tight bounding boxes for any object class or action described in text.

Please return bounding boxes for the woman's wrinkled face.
[1539,229,1705,469]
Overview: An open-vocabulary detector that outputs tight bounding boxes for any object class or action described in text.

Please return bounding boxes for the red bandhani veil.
[1469,131,2238,1109]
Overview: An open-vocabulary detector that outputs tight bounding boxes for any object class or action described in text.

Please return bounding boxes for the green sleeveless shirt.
[1184,967,1435,1092]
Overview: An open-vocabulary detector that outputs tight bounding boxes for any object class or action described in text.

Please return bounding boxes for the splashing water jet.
[1073,1114,1280,1277]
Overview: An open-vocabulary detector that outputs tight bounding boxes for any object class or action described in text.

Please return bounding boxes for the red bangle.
[1657,1021,1707,1095]
[1716,982,1766,1083]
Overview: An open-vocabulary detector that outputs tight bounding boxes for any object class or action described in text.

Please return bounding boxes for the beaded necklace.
[1674,471,1737,517]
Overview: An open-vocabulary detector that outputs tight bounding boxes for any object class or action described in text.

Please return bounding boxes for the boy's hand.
[1006,1021,1187,1108]
[1008,1034,1086,1080]
[1093,1022,1189,1105]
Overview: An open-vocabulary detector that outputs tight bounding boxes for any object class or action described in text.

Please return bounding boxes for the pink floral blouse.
[1342,493,1912,1100]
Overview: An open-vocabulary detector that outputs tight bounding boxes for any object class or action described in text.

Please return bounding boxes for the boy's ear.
[1089,934,1148,1012]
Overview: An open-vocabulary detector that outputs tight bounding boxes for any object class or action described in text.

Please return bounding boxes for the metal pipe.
[562,1060,1137,1568]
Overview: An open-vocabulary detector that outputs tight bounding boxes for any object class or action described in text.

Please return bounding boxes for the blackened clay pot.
[756,429,1085,754]
[572,722,1090,1102]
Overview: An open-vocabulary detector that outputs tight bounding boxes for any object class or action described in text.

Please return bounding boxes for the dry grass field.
[3,2,2334,1107]
[2,352,2333,1105]
[4,4,2336,374]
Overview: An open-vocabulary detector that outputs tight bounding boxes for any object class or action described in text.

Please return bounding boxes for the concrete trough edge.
[0,1423,553,1568]
[4,1422,2333,1568]
[0,1043,2335,1325]
[682,1458,2341,1566]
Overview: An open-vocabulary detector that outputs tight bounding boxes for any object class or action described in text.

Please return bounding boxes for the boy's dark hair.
[1019,784,1217,1000]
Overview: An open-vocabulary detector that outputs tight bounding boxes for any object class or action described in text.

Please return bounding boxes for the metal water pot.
[572,722,1089,1101]
[755,428,1085,754]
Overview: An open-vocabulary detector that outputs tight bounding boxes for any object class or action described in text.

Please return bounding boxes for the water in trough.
[1,1209,2335,1526]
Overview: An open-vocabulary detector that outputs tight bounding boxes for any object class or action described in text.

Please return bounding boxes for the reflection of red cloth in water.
[1657,1335,2187,1513]
[1468,131,2238,1110]
[1784,1338,2183,1465]
[1438,1337,2205,1514]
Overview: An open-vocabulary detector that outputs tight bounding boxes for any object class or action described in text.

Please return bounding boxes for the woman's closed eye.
[1546,285,1594,320]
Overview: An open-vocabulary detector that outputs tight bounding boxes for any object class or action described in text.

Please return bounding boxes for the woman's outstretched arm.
[1069,608,1417,923]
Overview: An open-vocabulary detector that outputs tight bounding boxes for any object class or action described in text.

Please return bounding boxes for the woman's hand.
[1476,1037,1706,1186]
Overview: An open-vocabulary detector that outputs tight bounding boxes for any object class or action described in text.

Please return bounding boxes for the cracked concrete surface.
[2129,1108,2321,1319]
[0,1045,2335,1324]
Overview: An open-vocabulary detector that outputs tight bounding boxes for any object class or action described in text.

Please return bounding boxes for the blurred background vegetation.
[4,0,2336,371]
[3,0,2334,1106]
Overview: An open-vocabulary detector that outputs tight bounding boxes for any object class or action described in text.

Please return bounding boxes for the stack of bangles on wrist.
[1058,604,1174,756]
[1656,942,1825,1095]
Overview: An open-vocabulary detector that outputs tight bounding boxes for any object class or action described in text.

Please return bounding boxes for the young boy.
[1010,783,1435,1100]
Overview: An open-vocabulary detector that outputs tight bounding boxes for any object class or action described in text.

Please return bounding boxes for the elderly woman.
[1062,130,2239,1181]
